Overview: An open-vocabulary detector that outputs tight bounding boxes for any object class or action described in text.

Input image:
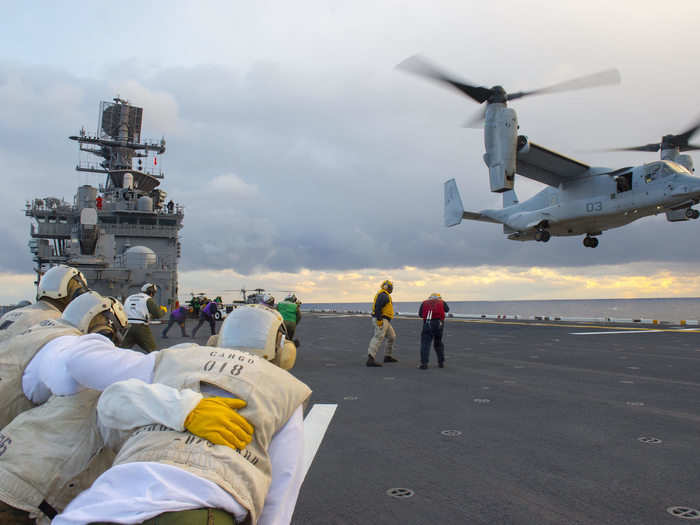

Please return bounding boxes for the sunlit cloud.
[175,263,700,304]
[4,263,700,306]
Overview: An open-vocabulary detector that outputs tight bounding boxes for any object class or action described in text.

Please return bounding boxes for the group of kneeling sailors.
[0,265,310,525]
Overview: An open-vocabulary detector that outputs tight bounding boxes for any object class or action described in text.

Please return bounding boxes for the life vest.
[111,346,311,524]
[125,293,150,324]
[0,301,61,345]
[371,290,394,320]
[276,301,298,323]
[0,319,81,428]
[421,299,445,321]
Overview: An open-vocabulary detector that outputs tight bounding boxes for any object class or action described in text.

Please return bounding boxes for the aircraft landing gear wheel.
[686,208,700,219]
[535,230,550,242]
[583,236,599,248]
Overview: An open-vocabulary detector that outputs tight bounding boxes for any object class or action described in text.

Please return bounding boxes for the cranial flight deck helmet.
[61,291,129,344]
[381,280,393,294]
[37,265,89,307]
[218,304,296,370]
[141,283,157,296]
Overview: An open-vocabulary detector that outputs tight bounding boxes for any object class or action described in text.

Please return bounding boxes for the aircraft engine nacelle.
[482,104,517,193]
[677,154,694,173]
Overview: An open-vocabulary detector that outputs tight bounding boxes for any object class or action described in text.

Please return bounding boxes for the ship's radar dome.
[124,245,157,269]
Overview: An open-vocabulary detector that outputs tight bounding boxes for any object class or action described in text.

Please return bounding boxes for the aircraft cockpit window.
[616,173,632,193]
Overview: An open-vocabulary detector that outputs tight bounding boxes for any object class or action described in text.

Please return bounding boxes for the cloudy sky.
[2,0,700,304]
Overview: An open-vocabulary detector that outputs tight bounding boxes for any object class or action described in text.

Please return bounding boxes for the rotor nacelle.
[483,104,517,192]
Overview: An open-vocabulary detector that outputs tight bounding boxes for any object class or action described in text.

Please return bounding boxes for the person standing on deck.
[122,283,164,352]
[418,292,450,369]
[366,280,397,367]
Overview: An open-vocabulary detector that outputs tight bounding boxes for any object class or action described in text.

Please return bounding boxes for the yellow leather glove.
[376,319,383,327]
[184,397,254,450]
[160,305,168,314]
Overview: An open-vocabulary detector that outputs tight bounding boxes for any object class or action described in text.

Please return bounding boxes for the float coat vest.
[125,293,150,324]
[276,301,298,324]
[371,290,394,320]
[111,345,312,524]
[0,389,111,516]
[421,299,446,321]
[0,319,81,428]
[0,301,61,345]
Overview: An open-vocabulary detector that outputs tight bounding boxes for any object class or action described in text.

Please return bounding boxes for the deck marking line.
[570,330,663,335]
[302,403,337,480]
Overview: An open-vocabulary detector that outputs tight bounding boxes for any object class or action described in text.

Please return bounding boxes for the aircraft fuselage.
[481,160,700,240]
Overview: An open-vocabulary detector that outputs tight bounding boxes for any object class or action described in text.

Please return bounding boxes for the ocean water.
[302,298,700,322]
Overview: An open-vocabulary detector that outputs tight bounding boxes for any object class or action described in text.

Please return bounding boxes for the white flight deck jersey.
[125,293,150,324]
[0,301,61,345]
[0,319,80,427]
[111,345,311,524]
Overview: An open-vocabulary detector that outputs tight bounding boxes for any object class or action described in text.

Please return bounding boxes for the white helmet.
[218,304,296,369]
[37,265,88,301]
[141,283,157,295]
[61,291,129,344]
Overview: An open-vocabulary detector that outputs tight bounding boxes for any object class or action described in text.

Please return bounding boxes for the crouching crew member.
[0,291,129,523]
[277,294,302,339]
[0,264,88,344]
[162,304,189,338]
[45,303,309,525]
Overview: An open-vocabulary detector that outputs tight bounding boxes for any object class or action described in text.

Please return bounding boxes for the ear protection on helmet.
[275,340,297,370]
[88,311,127,345]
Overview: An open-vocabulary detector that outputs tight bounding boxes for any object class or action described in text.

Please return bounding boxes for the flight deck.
[162,313,700,525]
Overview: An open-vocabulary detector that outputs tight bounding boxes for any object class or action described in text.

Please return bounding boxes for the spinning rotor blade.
[463,106,487,128]
[506,68,621,101]
[595,143,662,153]
[674,117,700,146]
[396,55,492,104]
[600,115,700,153]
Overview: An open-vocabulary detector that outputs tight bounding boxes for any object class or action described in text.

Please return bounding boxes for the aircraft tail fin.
[502,189,519,208]
[444,178,465,227]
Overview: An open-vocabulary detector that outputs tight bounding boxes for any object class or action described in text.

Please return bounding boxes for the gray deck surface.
[155,313,700,525]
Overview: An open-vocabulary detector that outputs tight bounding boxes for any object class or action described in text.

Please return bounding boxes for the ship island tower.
[25,98,184,309]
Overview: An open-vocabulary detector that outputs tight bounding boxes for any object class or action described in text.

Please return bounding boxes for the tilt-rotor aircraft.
[398,56,700,248]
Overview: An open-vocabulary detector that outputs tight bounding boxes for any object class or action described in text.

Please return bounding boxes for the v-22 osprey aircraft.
[399,56,700,248]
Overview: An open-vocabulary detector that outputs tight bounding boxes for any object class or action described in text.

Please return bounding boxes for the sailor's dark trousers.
[420,319,445,365]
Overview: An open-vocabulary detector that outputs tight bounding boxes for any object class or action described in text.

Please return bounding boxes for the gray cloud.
[2,1,700,277]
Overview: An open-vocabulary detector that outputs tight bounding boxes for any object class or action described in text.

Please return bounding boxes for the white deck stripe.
[570,330,663,335]
[302,403,337,479]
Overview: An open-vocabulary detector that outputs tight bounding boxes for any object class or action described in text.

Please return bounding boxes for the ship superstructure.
[25,98,183,308]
